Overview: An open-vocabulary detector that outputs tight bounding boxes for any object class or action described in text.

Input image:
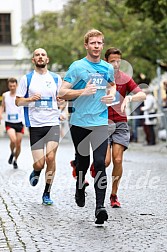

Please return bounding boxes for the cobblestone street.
[0,136,167,252]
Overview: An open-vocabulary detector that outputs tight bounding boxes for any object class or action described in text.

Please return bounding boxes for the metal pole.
[156,60,163,127]
[32,0,35,16]
[162,108,167,147]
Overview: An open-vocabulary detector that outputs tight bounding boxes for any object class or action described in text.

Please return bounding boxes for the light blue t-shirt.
[64,57,115,127]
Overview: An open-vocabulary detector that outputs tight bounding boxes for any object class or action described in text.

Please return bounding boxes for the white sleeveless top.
[4,91,24,123]
[16,71,62,127]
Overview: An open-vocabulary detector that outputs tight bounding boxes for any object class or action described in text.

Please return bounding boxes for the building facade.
[0,0,34,98]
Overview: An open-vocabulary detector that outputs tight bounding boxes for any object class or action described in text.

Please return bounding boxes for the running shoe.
[70,160,77,178]
[110,194,121,208]
[70,160,89,187]
[75,184,86,207]
[8,153,14,164]
[95,206,108,225]
[13,160,18,169]
[90,163,96,178]
[29,170,40,186]
[42,194,53,205]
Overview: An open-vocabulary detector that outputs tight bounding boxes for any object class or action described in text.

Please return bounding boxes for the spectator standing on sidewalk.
[141,87,157,145]
[162,81,167,108]
[0,78,24,169]
[15,48,62,205]
[58,29,116,225]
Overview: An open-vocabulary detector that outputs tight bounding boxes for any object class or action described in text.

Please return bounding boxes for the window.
[0,79,8,104]
[0,14,11,44]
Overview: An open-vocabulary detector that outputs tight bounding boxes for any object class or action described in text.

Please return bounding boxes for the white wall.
[1,0,22,45]
[0,0,32,79]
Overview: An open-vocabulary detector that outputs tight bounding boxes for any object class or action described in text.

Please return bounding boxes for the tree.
[21,0,167,80]
[125,0,167,73]
[125,0,167,23]
[21,11,74,71]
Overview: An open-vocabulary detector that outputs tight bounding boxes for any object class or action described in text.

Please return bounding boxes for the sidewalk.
[0,137,167,251]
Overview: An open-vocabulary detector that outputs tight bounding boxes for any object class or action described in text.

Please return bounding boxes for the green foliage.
[21,0,167,81]
[125,0,167,74]
[21,11,74,70]
[126,0,167,23]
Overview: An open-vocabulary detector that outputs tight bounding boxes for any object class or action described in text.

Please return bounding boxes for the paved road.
[0,136,167,252]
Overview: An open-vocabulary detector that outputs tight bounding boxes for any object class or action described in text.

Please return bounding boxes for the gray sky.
[34,0,67,14]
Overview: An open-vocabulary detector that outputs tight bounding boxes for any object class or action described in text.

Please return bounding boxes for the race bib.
[91,73,106,90]
[8,114,18,120]
[35,97,53,109]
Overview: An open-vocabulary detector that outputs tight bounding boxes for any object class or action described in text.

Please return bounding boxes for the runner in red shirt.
[90,47,146,207]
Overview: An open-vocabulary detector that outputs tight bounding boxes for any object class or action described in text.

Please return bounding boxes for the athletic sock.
[43,183,51,195]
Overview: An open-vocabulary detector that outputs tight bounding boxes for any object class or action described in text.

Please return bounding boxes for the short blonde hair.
[84,29,104,44]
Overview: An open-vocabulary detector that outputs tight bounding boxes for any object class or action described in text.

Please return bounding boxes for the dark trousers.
[70,125,108,208]
[143,124,156,145]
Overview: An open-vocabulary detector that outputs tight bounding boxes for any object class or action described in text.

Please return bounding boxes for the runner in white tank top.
[15,48,64,206]
[4,90,24,123]
[0,78,24,169]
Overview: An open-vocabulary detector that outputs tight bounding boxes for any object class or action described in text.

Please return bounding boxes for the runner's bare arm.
[0,94,5,120]
[101,81,116,104]
[15,94,41,106]
[121,91,146,112]
[58,80,97,100]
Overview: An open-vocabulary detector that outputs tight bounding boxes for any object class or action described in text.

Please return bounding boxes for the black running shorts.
[5,121,24,134]
[29,125,60,150]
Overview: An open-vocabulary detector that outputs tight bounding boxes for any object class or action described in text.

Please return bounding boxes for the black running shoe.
[8,153,14,164]
[13,160,18,169]
[95,206,108,225]
[75,186,86,207]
